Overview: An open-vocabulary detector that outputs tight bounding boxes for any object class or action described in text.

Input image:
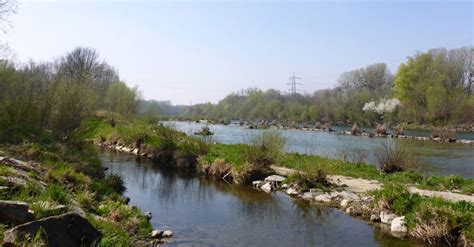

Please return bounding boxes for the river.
[100,150,436,247]
[166,121,474,178]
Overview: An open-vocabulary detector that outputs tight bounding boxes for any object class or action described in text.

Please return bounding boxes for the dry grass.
[432,128,456,140]
[411,213,456,245]
[375,142,416,173]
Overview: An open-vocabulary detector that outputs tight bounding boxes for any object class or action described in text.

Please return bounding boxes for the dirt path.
[271,165,474,203]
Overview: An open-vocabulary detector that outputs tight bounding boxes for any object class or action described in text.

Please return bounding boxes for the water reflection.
[100,150,431,247]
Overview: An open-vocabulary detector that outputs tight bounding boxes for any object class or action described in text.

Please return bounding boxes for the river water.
[100,150,434,247]
[166,122,474,178]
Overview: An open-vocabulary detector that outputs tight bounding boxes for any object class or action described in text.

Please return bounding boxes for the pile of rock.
[249,173,408,236]
[253,175,286,193]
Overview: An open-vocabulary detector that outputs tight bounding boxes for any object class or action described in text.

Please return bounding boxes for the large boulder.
[3,213,101,247]
[0,200,29,224]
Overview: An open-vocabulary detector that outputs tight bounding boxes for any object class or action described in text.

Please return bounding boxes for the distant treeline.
[181,47,473,127]
[0,47,140,140]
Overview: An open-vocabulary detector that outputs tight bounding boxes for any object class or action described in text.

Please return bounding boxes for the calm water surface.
[100,150,433,247]
[166,122,474,178]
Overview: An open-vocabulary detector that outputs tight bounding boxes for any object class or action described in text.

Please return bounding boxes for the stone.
[252,180,264,188]
[345,206,354,214]
[145,211,152,220]
[314,194,332,203]
[301,192,315,200]
[0,200,29,224]
[264,175,286,183]
[380,212,397,224]
[370,214,381,222]
[340,199,350,208]
[339,191,360,201]
[260,183,273,193]
[328,191,340,199]
[286,187,299,195]
[151,229,163,238]
[391,216,407,233]
[162,230,173,238]
[281,183,289,189]
[3,213,101,246]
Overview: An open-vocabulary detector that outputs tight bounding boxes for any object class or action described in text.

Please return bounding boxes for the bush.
[244,130,286,167]
[432,128,456,140]
[375,142,417,173]
[104,174,126,194]
[286,169,331,191]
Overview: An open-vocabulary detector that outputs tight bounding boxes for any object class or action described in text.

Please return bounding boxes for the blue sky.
[6,0,473,105]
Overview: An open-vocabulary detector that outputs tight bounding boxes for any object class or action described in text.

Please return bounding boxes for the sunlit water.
[100,150,435,247]
[165,122,474,178]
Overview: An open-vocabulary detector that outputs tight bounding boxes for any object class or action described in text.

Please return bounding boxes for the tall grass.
[244,130,286,167]
[375,141,422,173]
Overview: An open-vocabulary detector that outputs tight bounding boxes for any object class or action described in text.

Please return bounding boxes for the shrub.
[244,130,286,167]
[375,142,418,173]
[432,128,456,140]
[286,169,331,191]
[104,174,126,194]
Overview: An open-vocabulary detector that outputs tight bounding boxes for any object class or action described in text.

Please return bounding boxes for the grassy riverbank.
[81,117,474,245]
[0,131,153,245]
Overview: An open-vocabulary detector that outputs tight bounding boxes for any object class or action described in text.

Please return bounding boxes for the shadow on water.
[100,149,433,247]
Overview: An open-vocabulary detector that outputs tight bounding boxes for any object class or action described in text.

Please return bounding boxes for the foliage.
[0,47,140,139]
[375,142,415,173]
[372,183,474,244]
[244,130,286,167]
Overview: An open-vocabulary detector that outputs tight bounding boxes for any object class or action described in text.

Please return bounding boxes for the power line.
[287,72,303,98]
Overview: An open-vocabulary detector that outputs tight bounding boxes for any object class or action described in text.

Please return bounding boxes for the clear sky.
[5,0,473,105]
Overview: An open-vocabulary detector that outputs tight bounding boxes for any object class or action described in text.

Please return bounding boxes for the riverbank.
[0,138,170,246]
[83,117,474,246]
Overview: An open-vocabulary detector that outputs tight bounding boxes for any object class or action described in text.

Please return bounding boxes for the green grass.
[372,183,474,241]
[203,144,474,195]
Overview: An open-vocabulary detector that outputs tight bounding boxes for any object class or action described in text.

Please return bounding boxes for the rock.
[0,200,29,224]
[301,192,315,200]
[162,230,173,238]
[0,186,9,192]
[339,191,360,201]
[264,175,286,183]
[380,212,397,224]
[286,187,299,195]
[281,183,289,189]
[391,216,407,232]
[328,191,340,199]
[345,206,354,214]
[132,149,139,155]
[370,214,381,222]
[151,229,163,238]
[145,211,152,220]
[260,183,273,193]
[3,213,101,246]
[252,180,264,188]
[314,194,332,203]
[340,199,350,208]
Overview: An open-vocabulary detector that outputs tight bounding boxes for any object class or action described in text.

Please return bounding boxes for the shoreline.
[97,140,474,246]
[167,120,474,145]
